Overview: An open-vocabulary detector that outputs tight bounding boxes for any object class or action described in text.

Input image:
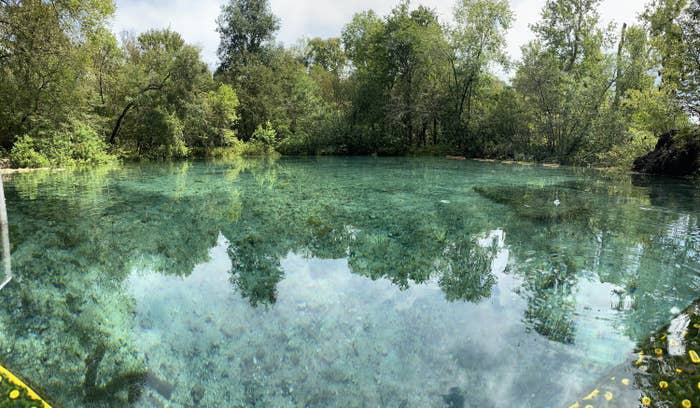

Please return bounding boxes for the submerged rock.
[442,387,465,408]
[632,129,700,176]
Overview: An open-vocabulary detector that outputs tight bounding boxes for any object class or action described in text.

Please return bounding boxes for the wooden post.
[0,174,11,290]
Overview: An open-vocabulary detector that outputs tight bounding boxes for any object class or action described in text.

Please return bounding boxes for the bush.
[10,120,115,168]
[9,136,52,168]
[248,122,278,154]
[277,132,313,155]
[596,128,657,168]
[137,109,189,160]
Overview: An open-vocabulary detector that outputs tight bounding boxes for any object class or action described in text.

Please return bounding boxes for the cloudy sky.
[111,0,648,74]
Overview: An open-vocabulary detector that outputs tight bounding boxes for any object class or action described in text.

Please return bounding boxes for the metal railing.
[0,174,11,290]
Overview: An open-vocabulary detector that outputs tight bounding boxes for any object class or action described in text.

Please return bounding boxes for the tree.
[216,0,280,74]
[532,0,603,72]
[613,25,653,110]
[384,3,445,147]
[514,0,615,163]
[678,0,700,119]
[110,29,227,158]
[632,0,700,131]
[448,0,513,152]
[642,0,687,87]
[341,10,389,152]
[340,3,451,153]
[303,37,346,74]
[0,0,115,147]
[183,84,240,150]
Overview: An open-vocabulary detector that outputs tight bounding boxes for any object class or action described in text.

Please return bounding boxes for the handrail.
[0,173,10,291]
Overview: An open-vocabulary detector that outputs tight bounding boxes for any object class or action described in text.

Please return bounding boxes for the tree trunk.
[613,23,628,110]
[109,101,135,145]
[432,116,437,145]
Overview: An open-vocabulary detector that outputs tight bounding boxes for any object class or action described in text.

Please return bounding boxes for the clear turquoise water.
[0,157,699,407]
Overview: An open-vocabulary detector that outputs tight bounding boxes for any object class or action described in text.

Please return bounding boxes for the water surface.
[1,157,699,407]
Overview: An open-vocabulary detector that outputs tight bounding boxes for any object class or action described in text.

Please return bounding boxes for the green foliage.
[596,128,658,168]
[1,0,698,167]
[532,0,603,71]
[514,0,616,164]
[9,136,51,168]
[338,3,455,154]
[642,0,687,88]
[449,0,513,150]
[0,0,115,147]
[10,120,115,168]
[623,87,688,135]
[184,84,240,150]
[108,29,245,159]
[302,37,347,73]
[249,122,277,154]
[678,0,700,119]
[134,108,189,159]
[216,0,280,73]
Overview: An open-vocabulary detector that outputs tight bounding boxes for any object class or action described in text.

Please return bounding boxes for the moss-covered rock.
[632,129,700,176]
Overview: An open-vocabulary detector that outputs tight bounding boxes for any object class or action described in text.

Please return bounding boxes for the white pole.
[0,174,11,290]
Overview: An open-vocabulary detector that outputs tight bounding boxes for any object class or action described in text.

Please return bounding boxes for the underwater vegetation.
[473,184,593,222]
[567,299,700,407]
[0,157,697,406]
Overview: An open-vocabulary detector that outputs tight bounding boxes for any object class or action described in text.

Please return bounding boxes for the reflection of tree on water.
[0,164,242,406]
[220,161,502,307]
[474,178,700,345]
[228,232,284,306]
[435,238,499,302]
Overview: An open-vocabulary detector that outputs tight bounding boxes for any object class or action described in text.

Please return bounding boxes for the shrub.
[9,136,51,168]
[596,128,657,168]
[248,122,278,154]
[10,120,115,168]
[137,109,189,160]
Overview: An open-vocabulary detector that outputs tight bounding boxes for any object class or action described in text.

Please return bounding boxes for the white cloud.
[111,0,222,65]
[112,0,649,74]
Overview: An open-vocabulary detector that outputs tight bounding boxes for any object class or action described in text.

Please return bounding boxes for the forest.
[0,0,698,168]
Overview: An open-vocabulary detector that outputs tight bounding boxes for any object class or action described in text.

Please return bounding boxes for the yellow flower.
[682,399,692,408]
[8,389,19,399]
[659,380,669,389]
[583,389,599,400]
[641,396,651,406]
[689,350,700,363]
[655,348,664,356]
[621,378,631,385]
[604,391,613,401]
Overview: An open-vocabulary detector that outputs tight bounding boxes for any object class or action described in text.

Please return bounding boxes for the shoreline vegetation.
[0,154,696,178]
[1,0,699,173]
